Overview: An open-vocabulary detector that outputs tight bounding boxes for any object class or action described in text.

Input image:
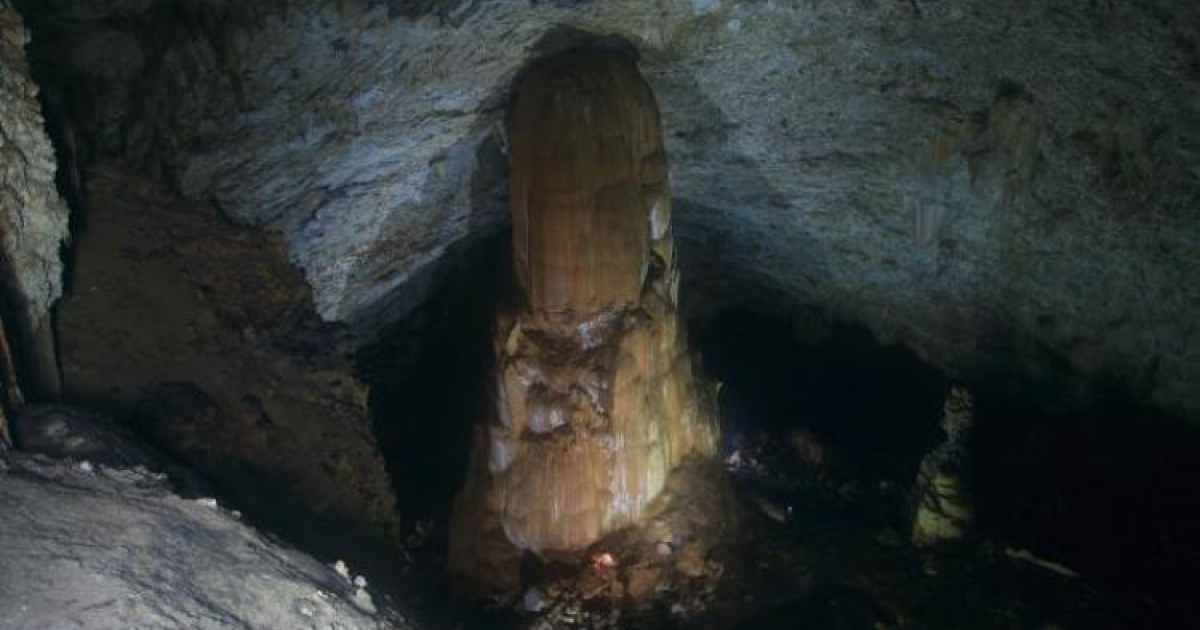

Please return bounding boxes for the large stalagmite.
[450,51,718,592]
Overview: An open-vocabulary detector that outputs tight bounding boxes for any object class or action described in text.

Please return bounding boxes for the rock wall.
[0,0,69,397]
[55,165,401,558]
[0,452,413,630]
[448,52,718,594]
[15,0,1200,420]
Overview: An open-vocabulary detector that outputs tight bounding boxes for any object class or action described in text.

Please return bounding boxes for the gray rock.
[0,451,414,630]
[16,0,1200,421]
[12,403,213,495]
[14,403,160,468]
[0,1,70,396]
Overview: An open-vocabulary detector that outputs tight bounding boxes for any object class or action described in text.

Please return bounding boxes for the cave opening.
[696,307,947,486]
[355,255,1200,629]
[359,233,510,526]
[692,304,1200,627]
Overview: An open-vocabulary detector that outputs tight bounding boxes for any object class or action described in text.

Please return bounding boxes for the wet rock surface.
[0,451,413,630]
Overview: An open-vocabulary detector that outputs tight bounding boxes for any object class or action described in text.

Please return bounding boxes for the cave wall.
[54,164,401,555]
[16,0,1200,421]
[0,0,69,398]
[1,0,403,562]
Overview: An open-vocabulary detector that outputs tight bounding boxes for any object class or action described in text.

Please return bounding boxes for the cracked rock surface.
[0,452,413,630]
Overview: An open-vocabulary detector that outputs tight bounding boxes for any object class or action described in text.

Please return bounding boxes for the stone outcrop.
[448,52,718,593]
[15,0,1199,422]
[0,1,69,397]
[55,165,401,557]
[911,387,976,547]
[0,452,413,630]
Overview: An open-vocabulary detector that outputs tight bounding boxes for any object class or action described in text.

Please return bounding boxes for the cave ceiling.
[14,0,1200,420]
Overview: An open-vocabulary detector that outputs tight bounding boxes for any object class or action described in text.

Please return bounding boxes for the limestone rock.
[0,1,69,396]
[16,0,1200,421]
[911,387,976,547]
[0,451,413,630]
[449,52,718,592]
[55,166,401,555]
[510,52,658,314]
[15,403,160,467]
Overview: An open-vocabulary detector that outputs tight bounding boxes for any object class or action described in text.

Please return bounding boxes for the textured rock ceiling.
[17,0,1200,420]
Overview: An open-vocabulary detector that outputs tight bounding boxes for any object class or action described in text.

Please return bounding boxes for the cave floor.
[387,437,1185,630]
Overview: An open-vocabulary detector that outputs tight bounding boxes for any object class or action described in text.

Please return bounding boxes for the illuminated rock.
[449,51,718,593]
[911,387,976,547]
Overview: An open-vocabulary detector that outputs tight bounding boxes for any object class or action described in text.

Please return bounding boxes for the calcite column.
[450,51,718,592]
[911,387,976,546]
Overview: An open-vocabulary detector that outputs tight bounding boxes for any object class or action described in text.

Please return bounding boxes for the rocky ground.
[399,430,1194,630]
[2,397,1195,630]
[0,451,413,630]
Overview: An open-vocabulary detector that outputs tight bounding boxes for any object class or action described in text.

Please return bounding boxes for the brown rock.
[449,51,718,592]
[787,427,832,470]
[57,167,401,558]
[625,564,664,602]
[675,544,708,579]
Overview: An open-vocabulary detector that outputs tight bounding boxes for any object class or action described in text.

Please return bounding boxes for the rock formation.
[55,166,402,557]
[911,387,976,547]
[15,0,1200,422]
[1,0,402,563]
[0,0,69,398]
[0,451,412,630]
[449,51,718,592]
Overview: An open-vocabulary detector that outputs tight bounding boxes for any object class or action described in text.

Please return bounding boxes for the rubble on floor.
[439,420,1152,629]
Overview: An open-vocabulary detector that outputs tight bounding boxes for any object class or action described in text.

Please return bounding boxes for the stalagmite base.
[449,51,719,595]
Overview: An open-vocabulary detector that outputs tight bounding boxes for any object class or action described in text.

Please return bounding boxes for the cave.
[1,2,1199,629]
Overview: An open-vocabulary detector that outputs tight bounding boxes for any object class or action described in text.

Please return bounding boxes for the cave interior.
[0,1,1198,629]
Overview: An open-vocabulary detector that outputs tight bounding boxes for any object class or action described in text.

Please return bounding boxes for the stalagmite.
[911,387,976,547]
[449,51,718,593]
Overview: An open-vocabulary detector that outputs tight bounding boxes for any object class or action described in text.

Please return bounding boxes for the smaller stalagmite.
[450,50,718,592]
[911,387,976,547]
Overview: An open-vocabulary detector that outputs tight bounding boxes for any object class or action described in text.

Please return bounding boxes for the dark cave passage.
[689,306,1200,627]
[972,397,1200,610]
[349,256,1200,629]
[358,233,511,526]
[695,308,948,485]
